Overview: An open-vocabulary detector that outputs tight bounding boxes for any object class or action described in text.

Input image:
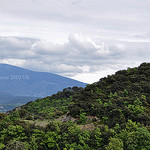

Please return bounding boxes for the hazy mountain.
[0,64,86,98]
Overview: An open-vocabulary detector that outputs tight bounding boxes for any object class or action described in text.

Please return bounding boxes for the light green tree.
[126,127,150,150]
[30,136,38,150]
[0,143,5,150]
[79,113,87,124]
[105,138,124,150]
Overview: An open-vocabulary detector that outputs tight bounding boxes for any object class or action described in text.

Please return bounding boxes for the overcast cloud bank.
[0,0,150,83]
[0,35,149,83]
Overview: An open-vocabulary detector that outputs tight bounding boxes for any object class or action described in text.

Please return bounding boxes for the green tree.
[41,131,61,150]
[0,125,26,144]
[105,138,124,150]
[91,127,103,148]
[126,127,150,150]
[0,143,5,150]
[79,113,87,124]
[30,136,38,150]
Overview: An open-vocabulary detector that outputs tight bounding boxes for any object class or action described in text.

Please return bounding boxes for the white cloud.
[0,59,26,66]
[0,37,31,50]
[33,41,67,55]
[72,67,117,84]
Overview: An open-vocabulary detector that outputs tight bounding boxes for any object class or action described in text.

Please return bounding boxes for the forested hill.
[0,63,150,150]
[69,62,150,127]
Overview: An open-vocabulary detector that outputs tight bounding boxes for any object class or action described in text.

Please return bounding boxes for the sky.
[0,0,150,83]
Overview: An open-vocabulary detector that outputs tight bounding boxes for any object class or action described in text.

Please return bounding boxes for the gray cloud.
[0,37,37,59]
[0,0,150,32]
[0,35,150,83]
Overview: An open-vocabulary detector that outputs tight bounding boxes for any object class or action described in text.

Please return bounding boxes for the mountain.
[0,63,150,150]
[0,63,86,98]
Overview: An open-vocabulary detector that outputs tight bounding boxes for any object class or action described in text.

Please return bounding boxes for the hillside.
[0,63,150,150]
[69,62,150,127]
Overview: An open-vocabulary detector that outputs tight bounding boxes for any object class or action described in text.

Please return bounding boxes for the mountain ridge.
[0,63,86,98]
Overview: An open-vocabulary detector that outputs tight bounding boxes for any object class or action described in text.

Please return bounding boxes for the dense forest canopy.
[0,63,150,150]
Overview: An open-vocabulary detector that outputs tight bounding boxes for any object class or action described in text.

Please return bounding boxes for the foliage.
[78,113,87,124]
[105,138,123,150]
[69,63,150,127]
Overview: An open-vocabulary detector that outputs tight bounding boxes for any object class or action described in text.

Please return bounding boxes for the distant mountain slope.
[0,64,86,98]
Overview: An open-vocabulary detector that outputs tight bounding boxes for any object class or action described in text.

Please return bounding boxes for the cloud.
[0,0,150,36]
[68,34,110,56]
[33,41,67,55]
[0,34,150,83]
[0,37,31,50]
[31,34,111,65]
[0,37,37,59]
